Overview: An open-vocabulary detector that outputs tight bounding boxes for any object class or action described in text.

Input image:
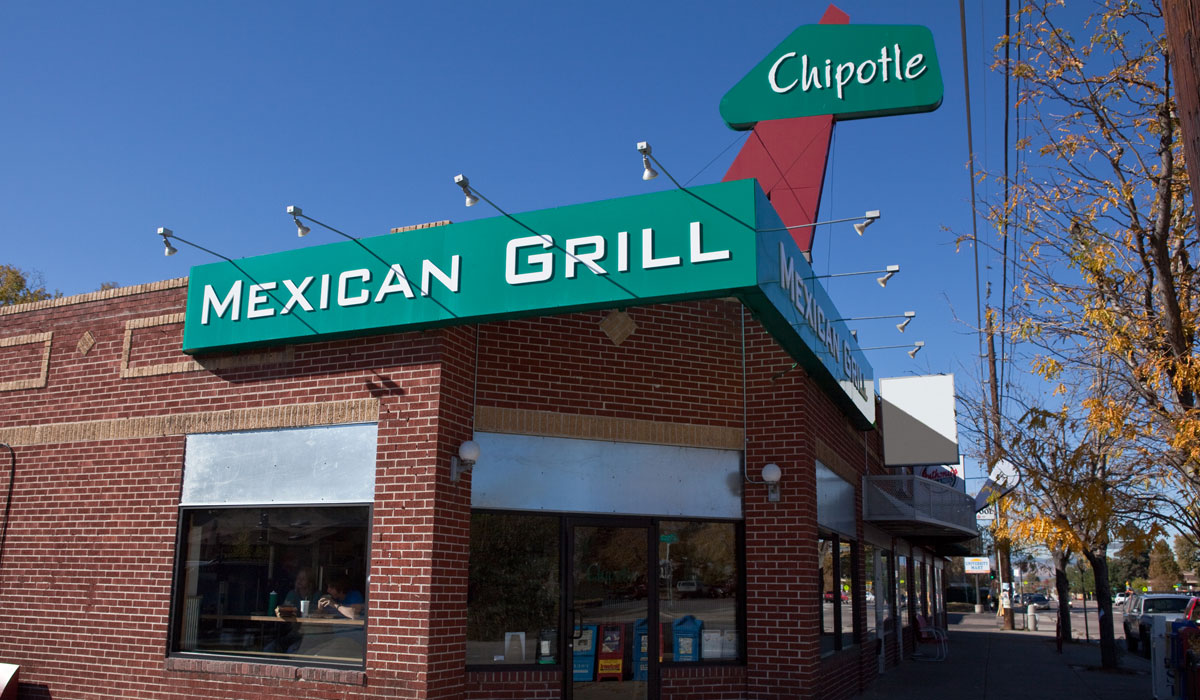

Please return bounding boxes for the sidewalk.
[853,612,1153,700]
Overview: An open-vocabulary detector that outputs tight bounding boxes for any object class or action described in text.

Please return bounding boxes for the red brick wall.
[0,285,470,700]
[475,300,744,427]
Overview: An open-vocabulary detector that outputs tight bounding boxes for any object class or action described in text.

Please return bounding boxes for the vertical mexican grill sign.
[182,180,877,426]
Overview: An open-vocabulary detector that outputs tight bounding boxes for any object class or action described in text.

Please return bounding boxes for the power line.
[959,0,986,392]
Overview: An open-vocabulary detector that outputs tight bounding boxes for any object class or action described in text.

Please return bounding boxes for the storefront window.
[172,505,369,666]
[933,567,944,620]
[819,535,836,654]
[916,562,928,618]
[467,513,560,666]
[896,554,909,628]
[658,520,741,662]
[865,544,889,640]
[839,540,854,646]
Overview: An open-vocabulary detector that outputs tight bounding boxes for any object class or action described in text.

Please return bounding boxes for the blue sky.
[0,1,1011,480]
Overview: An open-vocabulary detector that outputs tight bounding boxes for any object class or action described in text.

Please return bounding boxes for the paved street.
[853,611,1153,700]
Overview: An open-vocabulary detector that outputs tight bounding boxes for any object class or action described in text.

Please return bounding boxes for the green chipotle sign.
[183,180,875,426]
[719,24,943,129]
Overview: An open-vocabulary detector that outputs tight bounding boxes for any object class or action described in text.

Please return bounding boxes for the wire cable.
[959,0,987,396]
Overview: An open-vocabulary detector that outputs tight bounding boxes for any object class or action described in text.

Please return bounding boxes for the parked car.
[822,590,849,603]
[1025,593,1051,610]
[1123,593,1194,656]
[1114,592,1129,608]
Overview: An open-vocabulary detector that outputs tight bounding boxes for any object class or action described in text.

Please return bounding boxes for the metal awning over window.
[862,475,977,545]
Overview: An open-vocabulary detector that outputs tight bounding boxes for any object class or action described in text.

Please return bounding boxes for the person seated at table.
[316,574,365,619]
[280,567,320,613]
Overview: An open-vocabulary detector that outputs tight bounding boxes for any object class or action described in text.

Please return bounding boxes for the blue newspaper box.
[634,619,671,680]
[573,624,599,682]
[673,615,703,662]
[633,619,649,681]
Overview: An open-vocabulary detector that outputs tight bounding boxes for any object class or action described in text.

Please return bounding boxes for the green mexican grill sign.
[183,180,875,425]
[719,24,943,129]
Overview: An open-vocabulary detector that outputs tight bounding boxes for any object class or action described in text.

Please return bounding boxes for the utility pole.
[986,309,1016,630]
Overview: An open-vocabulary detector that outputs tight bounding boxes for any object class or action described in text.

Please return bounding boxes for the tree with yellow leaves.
[0,265,56,306]
[967,384,1159,667]
[995,0,1197,541]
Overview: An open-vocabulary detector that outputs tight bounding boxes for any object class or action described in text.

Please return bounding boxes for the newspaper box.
[673,615,704,662]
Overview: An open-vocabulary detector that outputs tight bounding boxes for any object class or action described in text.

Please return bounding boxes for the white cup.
[299,600,310,617]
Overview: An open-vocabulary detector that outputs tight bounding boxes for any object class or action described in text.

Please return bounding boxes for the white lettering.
[768,52,799,93]
[906,53,926,80]
[617,231,629,273]
[835,62,854,100]
[878,46,892,82]
[319,274,331,310]
[374,264,415,302]
[338,269,371,306]
[246,282,277,319]
[779,242,793,292]
[281,277,314,315]
[801,54,822,91]
[641,228,681,269]
[506,235,555,285]
[202,281,242,325]
[690,222,730,264]
[856,59,877,85]
[893,44,903,80]
[422,256,461,295]
[565,236,607,278]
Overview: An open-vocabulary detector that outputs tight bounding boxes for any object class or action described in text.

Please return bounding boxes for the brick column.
[743,316,820,700]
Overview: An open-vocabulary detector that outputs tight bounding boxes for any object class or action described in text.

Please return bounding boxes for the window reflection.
[173,505,369,666]
[839,541,854,645]
[467,513,560,666]
[896,555,910,628]
[865,544,890,640]
[658,521,740,662]
[819,535,836,655]
[916,562,928,618]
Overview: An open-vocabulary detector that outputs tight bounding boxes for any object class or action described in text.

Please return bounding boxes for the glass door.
[567,520,653,700]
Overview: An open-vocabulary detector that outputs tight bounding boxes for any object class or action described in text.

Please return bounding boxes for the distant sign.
[660,533,678,544]
[976,504,997,523]
[964,557,990,574]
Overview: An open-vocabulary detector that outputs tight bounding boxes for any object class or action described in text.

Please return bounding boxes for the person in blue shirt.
[316,574,365,619]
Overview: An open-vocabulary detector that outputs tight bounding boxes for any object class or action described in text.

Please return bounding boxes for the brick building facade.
[0,271,959,700]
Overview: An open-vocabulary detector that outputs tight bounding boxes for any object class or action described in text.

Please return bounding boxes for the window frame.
[166,501,374,670]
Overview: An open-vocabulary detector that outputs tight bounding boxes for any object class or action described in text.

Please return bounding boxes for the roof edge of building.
[0,277,189,316]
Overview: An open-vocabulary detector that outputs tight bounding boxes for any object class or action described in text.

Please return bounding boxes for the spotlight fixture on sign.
[812,265,901,288]
[853,211,882,236]
[156,228,234,261]
[860,341,925,359]
[286,205,358,242]
[757,209,883,235]
[290,207,311,238]
[454,174,479,207]
[450,440,482,482]
[834,311,916,333]
[637,142,659,181]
